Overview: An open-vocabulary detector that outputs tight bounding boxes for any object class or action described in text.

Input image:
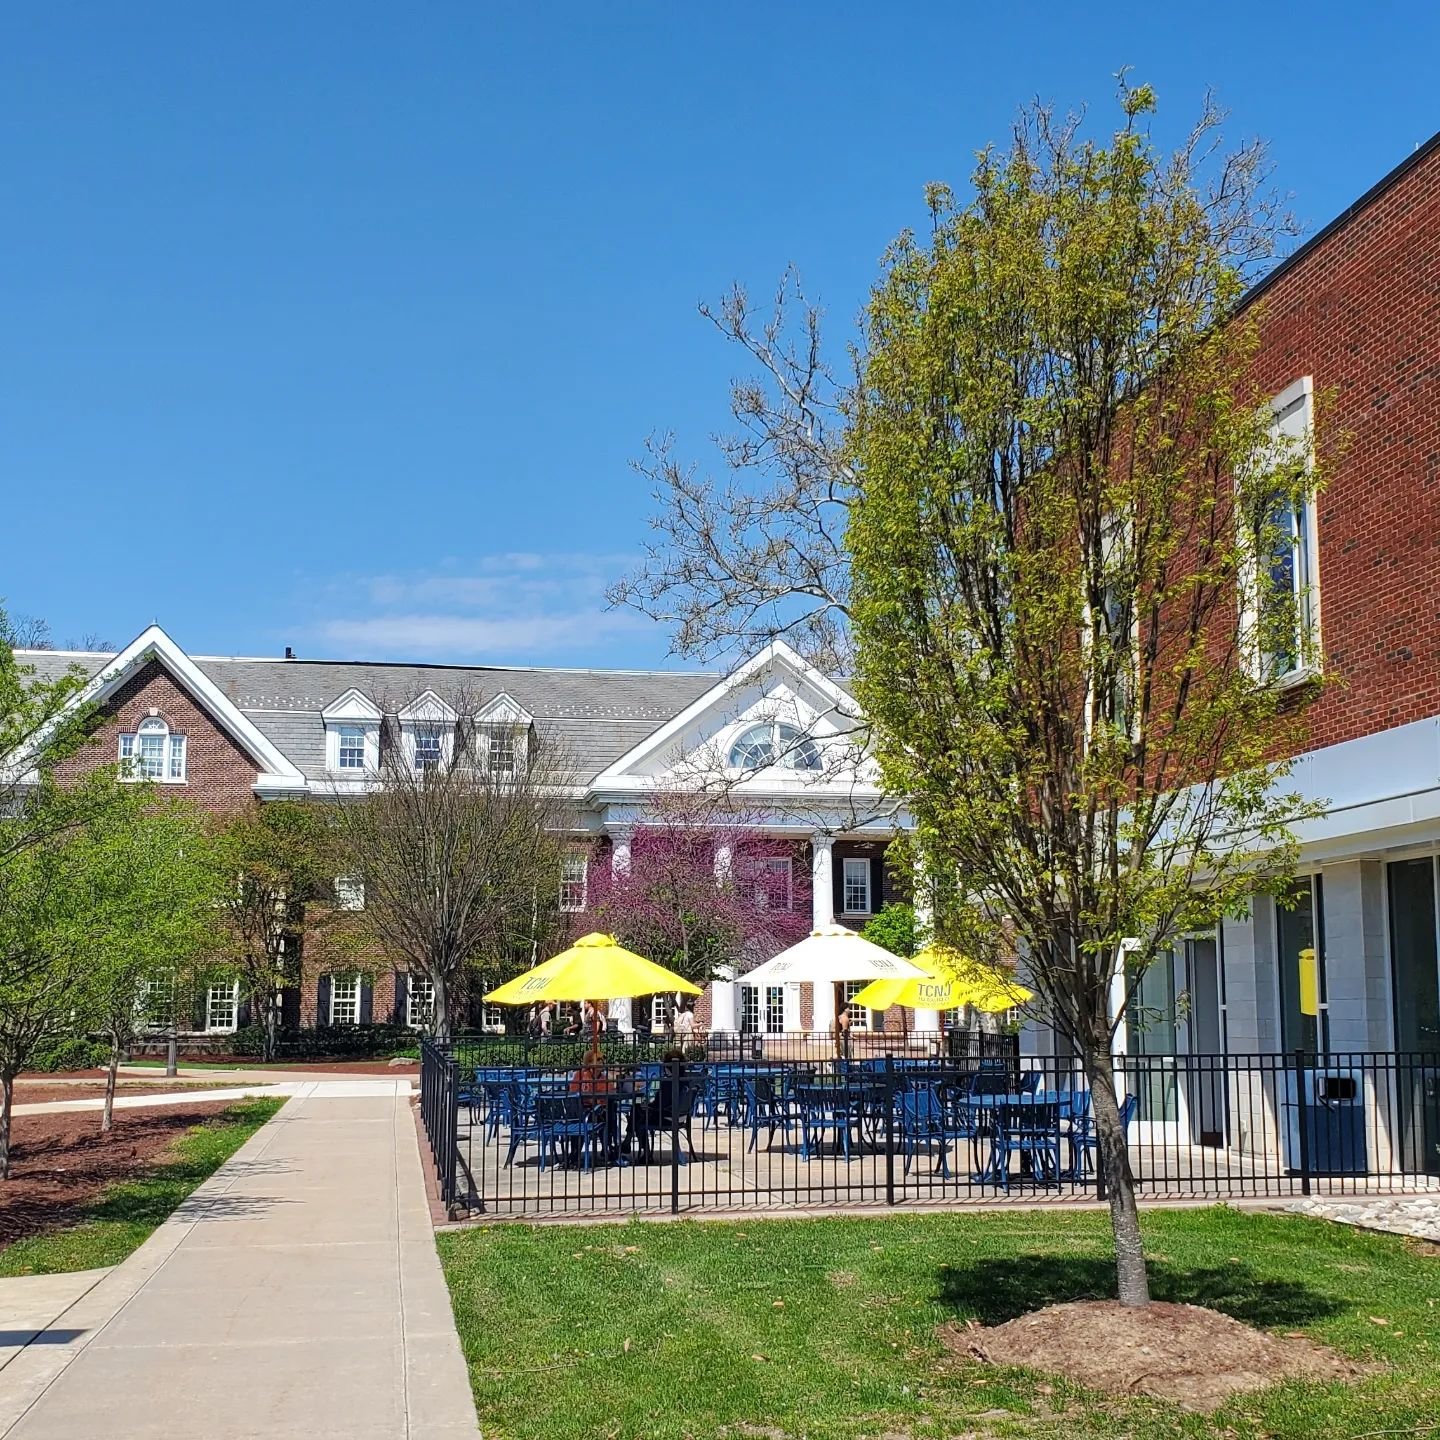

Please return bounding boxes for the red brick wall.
[1247,143,1440,749]
[56,659,261,814]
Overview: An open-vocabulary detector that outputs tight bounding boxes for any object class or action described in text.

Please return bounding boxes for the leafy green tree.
[214,800,359,1061]
[861,903,921,960]
[72,797,222,1132]
[847,85,1328,1305]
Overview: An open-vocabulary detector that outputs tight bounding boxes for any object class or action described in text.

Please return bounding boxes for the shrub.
[30,1035,111,1073]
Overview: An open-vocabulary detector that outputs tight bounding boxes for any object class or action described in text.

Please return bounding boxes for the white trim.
[320,687,382,722]
[17,625,307,789]
[397,689,458,724]
[586,640,862,795]
[559,854,588,912]
[841,855,872,915]
[473,692,533,727]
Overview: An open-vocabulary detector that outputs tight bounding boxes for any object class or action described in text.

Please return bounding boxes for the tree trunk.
[0,1073,14,1181]
[101,1041,121,1135]
[1084,1051,1149,1306]
[433,971,452,1043]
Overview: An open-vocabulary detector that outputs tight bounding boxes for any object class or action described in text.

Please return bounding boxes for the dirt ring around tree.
[946,1299,1369,1411]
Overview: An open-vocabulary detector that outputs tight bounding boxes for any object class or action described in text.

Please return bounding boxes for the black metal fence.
[417,1039,1440,1217]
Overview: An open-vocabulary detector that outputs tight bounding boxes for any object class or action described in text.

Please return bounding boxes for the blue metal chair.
[795,1083,856,1160]
[1065,1092,1137,1180]
[534,1094,603,1173]
[503,1079,542,1168]
[742,1076,801,1152]
[898,1086,954,1176]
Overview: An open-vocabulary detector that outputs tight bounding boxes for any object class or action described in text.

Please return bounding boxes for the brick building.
[1013,132,1440,1164]
[17,629,909,1040]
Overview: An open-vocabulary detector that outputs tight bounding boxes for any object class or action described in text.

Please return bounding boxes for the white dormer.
[473,692,533,778]
[322,688,382,775]
[397,690,459,772]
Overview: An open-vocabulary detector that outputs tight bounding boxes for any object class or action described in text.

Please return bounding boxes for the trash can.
[1282,1068,1368,1176]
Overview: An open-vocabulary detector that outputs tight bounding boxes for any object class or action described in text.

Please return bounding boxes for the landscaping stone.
[1287,1195,1440,1243]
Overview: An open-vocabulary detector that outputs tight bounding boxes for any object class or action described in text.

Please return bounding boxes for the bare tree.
[608,271,856,673]
[327,693,575,1040]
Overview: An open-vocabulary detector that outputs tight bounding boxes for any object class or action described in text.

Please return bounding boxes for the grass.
[0,1097,285,1276]
[438,1207,1440,1440]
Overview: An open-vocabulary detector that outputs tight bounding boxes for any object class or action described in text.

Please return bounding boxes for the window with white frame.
[764,984,786,1034]
[412,724,445,772]
[650,993,673,1032]
[406,975,436,1030]
[1242,379,1320,683]
[843,979,872,1031]
[119,716,187,782]
[842,857,872,915]
[335,876,365,911]
[137,974,173,1029]
[329,974,361,1026]
[726,721,822,772]
[486,729,518,779]
[559,855,588,912]
[336,724,366,771]
[206,981,239,1033]
[739,985,760,1034]
[749,856,793,912]
[481,1003,505,1034]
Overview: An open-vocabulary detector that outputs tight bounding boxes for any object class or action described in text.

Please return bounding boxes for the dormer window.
[322,689,382,776]
[488,730,517,779]
[336,725,366,771]
[473,692,533,780]
[727,721,822,773]
[119,716,187,783]
[413,724,444,772]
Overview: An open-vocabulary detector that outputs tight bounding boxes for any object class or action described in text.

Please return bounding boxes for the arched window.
[726,721,822,773]
[119,715,187,782]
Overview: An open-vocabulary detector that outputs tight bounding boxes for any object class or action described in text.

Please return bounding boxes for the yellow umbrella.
[484,932,703,1005]
[849,944,1032,1014]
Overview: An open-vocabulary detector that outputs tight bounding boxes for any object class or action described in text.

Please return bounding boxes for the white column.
[607,825,635,1033]
[811,834,837,1033]
[710,964,738,1034]
[1319,860,1391,1051]
[811,834,834,929]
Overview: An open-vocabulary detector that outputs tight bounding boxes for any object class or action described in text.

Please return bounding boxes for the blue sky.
[3,3,1435,668]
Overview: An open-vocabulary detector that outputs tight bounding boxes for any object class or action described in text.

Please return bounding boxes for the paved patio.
[0,1080,479,1440]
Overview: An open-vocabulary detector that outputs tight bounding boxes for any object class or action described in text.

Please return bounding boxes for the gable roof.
[16,637,720,786]
[587,639,867,797]
[16,625,308,795]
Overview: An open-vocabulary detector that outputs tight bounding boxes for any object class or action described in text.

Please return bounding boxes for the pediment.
[587,640,875,795]
[321,687,382,722]
[474,691,532,727]
[397,689,458,724]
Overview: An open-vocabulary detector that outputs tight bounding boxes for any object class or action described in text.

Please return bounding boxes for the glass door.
[1123,948,1183,1139]
[1388,857,1440,1175]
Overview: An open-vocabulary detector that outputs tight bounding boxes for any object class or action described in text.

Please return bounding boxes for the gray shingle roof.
[14,649,718,784]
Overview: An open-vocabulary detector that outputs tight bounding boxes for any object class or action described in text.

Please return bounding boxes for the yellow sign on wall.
[1298,946,1320,1016]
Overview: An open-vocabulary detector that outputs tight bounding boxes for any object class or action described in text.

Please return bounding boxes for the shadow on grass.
[938,1255,1344,1328]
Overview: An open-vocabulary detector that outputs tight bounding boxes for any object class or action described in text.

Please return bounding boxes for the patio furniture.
[534,1093,604,1173]
[794,1082,866,1160]
[1065,1091,1137,1180]
[743,1075,802,1152]
[897,1085,977,1178]
[630,1076,702,1165]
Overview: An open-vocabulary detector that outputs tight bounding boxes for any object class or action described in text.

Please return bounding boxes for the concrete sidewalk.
[0,1082,480,1439]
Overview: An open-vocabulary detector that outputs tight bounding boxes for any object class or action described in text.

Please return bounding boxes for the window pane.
[843,979,871,1031]
[1389,859,1440,1052]
[330,975,361,1026]
[407,976,435,1029]
[338,725,366,769]
[740,986,759,1033]
[1277,879,1326,1053]
[842,858,871,914]
[559,856,587,912]
[764,985,786,1033]
[728,724,776,770]
[413,726,443,770]
[168,735,186,780]
[138,733,165,778]
[206,982,238,1032]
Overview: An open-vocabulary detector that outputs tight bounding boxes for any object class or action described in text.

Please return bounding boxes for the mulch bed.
[0,1101,233,1247]
[950,1299,1367,1411]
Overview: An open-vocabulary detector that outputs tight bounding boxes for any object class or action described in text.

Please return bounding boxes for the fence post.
[884,1054,896,1206]
[669,1059,681,1216]
[1294,1046,1312,1197]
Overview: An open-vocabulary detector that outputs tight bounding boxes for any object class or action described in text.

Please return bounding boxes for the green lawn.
[438,1207,1440,1440]
[0,1097,284,1276]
